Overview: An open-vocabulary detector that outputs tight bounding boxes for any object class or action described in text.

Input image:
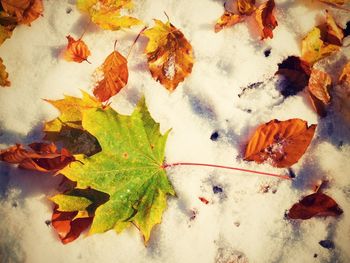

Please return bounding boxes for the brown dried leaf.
[307,69,332,117]
[255,0,278,39]
[0,57,10,87]
[51,207,93,244]
[0,143,75,172]
[244,119,316,168]
[0,24,15,45]
[1,0,43,25]
[93,50,128,102]
[287,192,343,219]
[214,12,244,33]
[324,10,344,46]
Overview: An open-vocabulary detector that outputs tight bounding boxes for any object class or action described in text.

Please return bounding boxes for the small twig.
[114,39,118,51]
[127,26,148,59]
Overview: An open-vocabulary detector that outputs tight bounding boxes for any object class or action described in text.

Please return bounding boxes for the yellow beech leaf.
[91,11,141,30]
[237,0,256,15]
[214,12,244,33]
[0,57,10,87]
[76,0,141,30]
[301,27,339,66]
[143,19,194,91]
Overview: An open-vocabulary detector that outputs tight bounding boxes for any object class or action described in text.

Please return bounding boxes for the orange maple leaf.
[93,50,128,102]
[63,35,91,63]
[244,119,316,168]
[1,0,43,25]
[307,69,332,117]
[0,143,75,172]
[255,0,278,39]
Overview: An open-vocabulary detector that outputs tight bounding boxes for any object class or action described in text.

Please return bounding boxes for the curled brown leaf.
[0,143,75,172]
[255,0,278,39]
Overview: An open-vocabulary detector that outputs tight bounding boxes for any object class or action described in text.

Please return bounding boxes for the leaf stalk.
[162,162,292,180]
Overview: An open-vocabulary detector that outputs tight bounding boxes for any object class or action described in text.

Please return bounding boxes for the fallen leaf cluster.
[276,11,349,119]
[0,0,44,87]
[1,93,175,244]
[215,0,278,39]
[0,0,348,246]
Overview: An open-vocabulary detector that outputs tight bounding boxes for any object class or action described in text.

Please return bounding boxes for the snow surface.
[1,0,350,262]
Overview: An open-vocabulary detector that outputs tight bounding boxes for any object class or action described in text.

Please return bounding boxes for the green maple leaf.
[53,98,175,243]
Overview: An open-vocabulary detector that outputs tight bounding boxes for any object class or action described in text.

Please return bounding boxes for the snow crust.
[0,0,350,262]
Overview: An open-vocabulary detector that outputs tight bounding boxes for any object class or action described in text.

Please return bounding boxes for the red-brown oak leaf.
[324,10,344,46]
[51,207,93,244]
[93,50,128,102]
[0,143,75,172]
[244,119,316,168]
[63,35,91,63]
[287,192,343,219]
[255,0,278,39]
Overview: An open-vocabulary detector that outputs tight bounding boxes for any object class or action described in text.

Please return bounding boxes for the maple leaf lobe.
[59,98,175,243]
